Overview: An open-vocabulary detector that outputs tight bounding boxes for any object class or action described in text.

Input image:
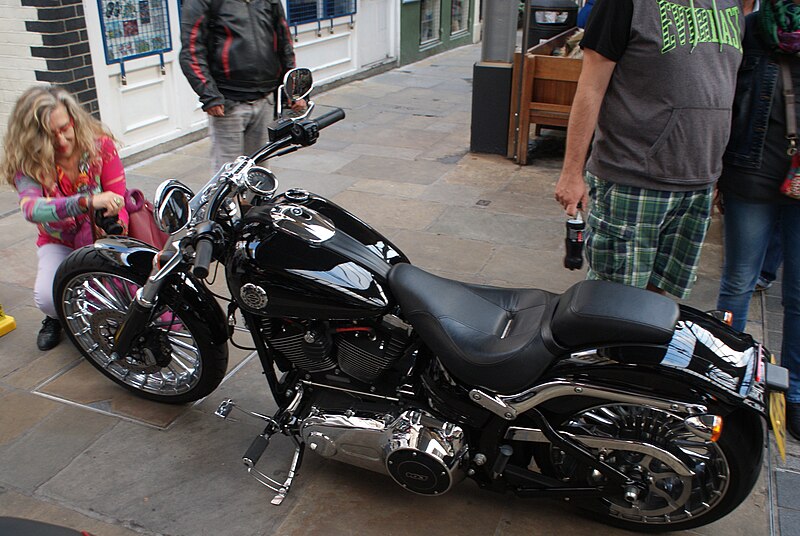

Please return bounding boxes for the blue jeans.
[717,194,800,403]
[760,221,783,284]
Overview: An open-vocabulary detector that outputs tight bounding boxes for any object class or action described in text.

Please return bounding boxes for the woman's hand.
[91,190,124,217]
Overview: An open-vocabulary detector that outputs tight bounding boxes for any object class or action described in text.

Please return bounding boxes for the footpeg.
[243,434,270,468]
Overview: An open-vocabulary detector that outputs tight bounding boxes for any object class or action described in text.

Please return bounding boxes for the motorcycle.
[54,68,789,532]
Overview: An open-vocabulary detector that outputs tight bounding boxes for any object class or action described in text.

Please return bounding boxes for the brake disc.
[90,309,172,373]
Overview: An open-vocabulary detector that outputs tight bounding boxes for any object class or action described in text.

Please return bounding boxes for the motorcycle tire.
[530,402,763,532]
[54,247,228,404]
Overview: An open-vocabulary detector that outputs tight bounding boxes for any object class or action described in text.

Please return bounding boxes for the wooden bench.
[508,28,583,165]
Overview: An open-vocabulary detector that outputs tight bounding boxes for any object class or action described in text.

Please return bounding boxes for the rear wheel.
[54,247,228,404]
[534,403,762,532]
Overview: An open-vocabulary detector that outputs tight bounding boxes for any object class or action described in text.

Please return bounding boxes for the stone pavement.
[0,43,794,535]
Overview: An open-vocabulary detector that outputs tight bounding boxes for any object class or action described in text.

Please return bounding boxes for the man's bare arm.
[555,48,617,216]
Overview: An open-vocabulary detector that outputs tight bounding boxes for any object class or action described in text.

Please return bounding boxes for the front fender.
[89,237,229,346]
[90,236,159,277]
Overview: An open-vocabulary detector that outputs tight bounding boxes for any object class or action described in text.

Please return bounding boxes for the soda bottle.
[564,211,585,270]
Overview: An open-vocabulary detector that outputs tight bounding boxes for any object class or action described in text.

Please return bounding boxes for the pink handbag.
[125,189,169,249]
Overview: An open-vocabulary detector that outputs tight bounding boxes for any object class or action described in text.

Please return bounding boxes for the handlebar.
[192,236,214,279]
[313,108,345,130]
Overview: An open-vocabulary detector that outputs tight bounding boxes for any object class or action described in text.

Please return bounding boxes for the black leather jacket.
[179,0,296,109]
[720,14,800,204]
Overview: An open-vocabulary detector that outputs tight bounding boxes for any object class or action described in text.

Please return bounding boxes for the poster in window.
[123,19,139,36]
[99,0,171,63]
[139,0,151,24]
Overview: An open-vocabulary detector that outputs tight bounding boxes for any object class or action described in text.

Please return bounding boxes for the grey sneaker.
[755,276,773,292]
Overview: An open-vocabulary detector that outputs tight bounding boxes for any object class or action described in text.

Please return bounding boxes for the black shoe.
[37,316,62,351]
[787,402,800,441]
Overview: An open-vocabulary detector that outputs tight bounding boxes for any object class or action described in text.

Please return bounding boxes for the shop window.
[287,0,356,26]
[420,0,440,45]
[450,0,468,34]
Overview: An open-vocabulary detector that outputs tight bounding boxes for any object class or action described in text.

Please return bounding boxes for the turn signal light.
[685,415,724,442]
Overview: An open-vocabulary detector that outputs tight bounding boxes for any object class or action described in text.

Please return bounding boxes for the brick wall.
[0,0,98,148]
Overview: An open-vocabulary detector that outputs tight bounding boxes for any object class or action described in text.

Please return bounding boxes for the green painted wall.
[400,0,474,65]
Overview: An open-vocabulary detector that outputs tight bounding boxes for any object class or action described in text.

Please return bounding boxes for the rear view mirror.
[283,68,313,102]
[153,179,193,234]
[277,68,314,119]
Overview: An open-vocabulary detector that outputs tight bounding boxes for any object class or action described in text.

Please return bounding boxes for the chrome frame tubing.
[469,380,708,421]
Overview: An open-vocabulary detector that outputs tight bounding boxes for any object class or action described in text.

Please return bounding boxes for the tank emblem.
[240,283,269,309]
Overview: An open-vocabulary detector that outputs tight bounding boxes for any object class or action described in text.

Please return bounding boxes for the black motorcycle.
[54,69,789,532]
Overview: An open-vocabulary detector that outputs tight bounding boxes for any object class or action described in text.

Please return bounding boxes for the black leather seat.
[388,264,559,393]
[388,264,681,395]
[550,279,679,348]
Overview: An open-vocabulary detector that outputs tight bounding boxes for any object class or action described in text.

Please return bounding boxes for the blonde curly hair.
[2,85,117,188]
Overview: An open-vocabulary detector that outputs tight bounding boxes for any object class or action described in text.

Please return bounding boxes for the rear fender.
[90,237,229,345]
[548,305,766,415]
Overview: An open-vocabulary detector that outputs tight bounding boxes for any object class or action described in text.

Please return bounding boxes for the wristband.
[81,195,92,213]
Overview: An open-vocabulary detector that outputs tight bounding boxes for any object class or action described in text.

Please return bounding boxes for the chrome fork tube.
[113,243,183,357]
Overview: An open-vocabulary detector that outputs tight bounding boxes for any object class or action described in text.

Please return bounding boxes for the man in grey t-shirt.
[555,0,754,299]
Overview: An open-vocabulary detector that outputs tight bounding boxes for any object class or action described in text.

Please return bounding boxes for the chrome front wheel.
[54,247,228,403]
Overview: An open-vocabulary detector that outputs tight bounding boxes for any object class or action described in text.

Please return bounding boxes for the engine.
[299,408,468,495]
[257,316,409,383]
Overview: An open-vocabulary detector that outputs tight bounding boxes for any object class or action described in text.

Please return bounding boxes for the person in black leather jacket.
[179,0,300,170]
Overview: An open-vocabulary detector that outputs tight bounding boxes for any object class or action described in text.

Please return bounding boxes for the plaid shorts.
[584,172,713,299]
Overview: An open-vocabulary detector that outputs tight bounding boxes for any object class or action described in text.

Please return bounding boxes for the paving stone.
[0,404,115,492]
[36,360,190,429]
[342,143,423,160]
[419,181,485,207]
[481,245,586,292]
[270,146,361,174]
[0,188,20,217]
[391,229,494,275]
[0,306,79,380]
[335,155,453,185]
[39,409,301,536]
[0,489,145,536]
[0,390,60,446]
[171,136,211,157]
[268,166,360,198]
[273,460,507,536]
[777,469,800,509]
[0,242,38,289]
[0,211,37,250]
[331,190,444,232]
[348,179,428,199]
[0,281,34,311]
[127,152,201,180]
[429,206,562,249]
[780,507,800,536]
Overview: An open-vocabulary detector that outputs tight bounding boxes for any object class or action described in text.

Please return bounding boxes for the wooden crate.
[508,28,583,165]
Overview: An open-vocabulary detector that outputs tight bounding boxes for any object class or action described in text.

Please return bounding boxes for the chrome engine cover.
[299,409,468,495]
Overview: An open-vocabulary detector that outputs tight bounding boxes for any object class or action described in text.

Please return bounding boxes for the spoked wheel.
[536,403,761,532]
[55,248,228,404]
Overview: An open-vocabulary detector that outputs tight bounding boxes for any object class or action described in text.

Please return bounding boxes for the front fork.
[112,244,183,358]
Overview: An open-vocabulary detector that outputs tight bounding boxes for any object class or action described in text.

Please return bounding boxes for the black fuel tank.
[226,190,410,319]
